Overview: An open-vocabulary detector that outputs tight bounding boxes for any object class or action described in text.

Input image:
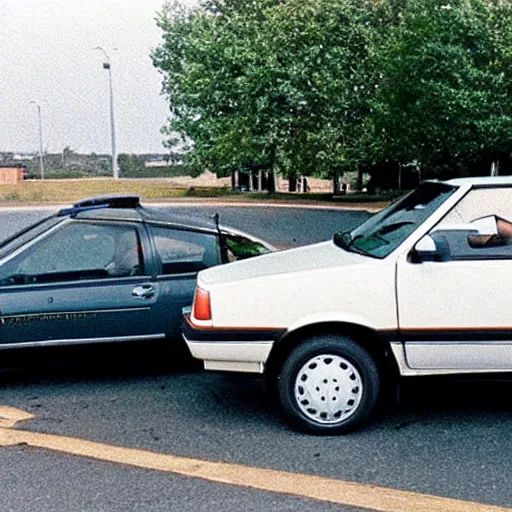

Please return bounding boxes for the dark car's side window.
[0,222,144,285]
[149,226,218,275]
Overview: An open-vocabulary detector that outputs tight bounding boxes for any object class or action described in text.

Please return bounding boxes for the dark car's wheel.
[277,335,380,435]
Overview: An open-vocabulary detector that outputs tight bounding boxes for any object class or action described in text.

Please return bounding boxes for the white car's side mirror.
[415,235,436,252]
[469,215,498,236]
[411,234,450,263]
[467,215,502,248]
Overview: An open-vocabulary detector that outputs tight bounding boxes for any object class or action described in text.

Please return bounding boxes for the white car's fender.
[286,310,377,336]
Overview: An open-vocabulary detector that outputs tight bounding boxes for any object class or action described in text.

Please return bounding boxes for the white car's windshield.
[334,182,457,258]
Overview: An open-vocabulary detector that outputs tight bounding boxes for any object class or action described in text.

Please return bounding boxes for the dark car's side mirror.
[410,234,451,263]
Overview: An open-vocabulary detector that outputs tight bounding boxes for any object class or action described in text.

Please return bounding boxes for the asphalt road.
[0,202,372,248]
[0,203,511,512]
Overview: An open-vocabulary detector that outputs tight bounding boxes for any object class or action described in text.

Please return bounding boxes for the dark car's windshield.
[334,182,457,258]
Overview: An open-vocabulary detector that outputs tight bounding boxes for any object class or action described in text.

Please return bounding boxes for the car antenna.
[213,213,222,236]
[213,212,229,256]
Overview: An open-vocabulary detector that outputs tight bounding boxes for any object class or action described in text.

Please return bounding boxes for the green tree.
[153,0,512,192]
[371,0,512,180]
[152,0,380,191]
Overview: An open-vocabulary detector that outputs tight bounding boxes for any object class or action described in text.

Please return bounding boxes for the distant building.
[12,153,35,161]
[0,165,26,184]
[144,159,169,168]
[143,153,184,167]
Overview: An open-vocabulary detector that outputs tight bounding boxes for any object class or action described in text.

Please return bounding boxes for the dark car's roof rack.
[55,195,222,234]
[58,195,141,216]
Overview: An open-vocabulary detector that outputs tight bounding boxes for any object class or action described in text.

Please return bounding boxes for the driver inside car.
[105,230,142,277]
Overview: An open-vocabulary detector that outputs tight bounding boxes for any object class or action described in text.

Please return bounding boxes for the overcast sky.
[0,0,191,155]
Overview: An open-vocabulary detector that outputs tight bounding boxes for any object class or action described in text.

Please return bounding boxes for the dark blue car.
[0,196,273,355]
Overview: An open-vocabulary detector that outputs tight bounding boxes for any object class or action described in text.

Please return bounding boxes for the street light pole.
[29,100,45,180]
[93,46,118,180]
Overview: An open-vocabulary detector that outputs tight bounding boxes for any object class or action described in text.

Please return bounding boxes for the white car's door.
[397,257,512,372]
[396,185,512,373]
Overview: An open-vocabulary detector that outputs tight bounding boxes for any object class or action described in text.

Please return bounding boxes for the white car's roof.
[444,176,512,186]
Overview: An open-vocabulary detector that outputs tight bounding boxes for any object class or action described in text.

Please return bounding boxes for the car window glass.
[0,222,144,285]
[0,216,64,260]
[225,235,271,261]
[433,188,512,259]
[104,227,144,277]
[150,226,218,274]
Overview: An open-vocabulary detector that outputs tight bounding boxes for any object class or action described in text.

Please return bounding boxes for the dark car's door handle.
[132,284,155,299]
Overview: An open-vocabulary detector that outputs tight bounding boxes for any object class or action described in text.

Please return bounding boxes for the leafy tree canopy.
[152,0,512,187]
[372,0,512,178]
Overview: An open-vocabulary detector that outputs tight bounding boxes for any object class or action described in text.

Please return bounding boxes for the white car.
[183,177,512,434]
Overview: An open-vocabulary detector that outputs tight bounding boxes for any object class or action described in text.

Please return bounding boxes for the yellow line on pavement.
[0,425,509,512]
[0,406,34,428]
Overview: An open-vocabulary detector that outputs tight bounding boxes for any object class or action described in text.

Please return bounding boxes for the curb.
[0,199,388,213]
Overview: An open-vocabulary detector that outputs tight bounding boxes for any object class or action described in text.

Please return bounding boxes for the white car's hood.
[200,240,369,286]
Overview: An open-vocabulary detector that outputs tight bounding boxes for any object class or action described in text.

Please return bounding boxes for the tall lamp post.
[29,100,45,180]
[93,46,118,179]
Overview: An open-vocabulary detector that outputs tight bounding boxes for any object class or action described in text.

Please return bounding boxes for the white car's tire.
[277,335,380,434]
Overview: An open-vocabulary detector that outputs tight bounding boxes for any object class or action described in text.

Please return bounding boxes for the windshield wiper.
[348,234,365,247]
[333,230,351,249]
[333,231,372,256]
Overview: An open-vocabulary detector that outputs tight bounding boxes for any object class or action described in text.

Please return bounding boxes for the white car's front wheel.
[277,335,380,434]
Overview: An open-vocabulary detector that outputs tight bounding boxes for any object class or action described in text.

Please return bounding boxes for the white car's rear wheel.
[278,335,380,434]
